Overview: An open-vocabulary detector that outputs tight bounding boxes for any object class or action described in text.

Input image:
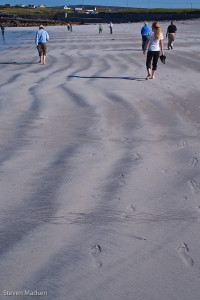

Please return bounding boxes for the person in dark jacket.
[166,21,177,50]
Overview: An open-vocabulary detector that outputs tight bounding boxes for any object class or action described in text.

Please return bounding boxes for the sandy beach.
[0,20,200,299]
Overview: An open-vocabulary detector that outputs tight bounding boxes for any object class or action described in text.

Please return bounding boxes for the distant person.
[99,24,103,34]
[1,25,5,38]
[35,25,49,65]
[141,21,150,51]
[109,22,113,34]
[166,21,177,50]
[67,22,70,31]
[143,21,165,80]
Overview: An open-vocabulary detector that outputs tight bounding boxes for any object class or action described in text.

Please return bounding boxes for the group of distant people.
[35,21,114,65]
[34,20,177,80]
[141,20,177,80]
[99,22,113,34]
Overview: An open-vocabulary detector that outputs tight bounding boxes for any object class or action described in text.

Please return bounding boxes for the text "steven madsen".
[3,290,48,296]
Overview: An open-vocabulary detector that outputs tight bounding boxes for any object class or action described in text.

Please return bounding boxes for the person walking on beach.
[109,22,113,34]
[1,25,5,38]
[35,25,49,65]
[99,24,103,34]
[143,21,165,80]
[166,21,177,50]
[141,21,150,51]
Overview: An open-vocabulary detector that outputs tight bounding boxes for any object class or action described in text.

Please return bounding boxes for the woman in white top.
[143,22,165,80]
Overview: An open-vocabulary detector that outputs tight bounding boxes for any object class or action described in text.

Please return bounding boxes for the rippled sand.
[0,21,200,300]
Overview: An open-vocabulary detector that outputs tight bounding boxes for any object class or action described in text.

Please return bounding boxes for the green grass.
[101,8,200,13]
[0,7,69,15]
[0,7,199,16]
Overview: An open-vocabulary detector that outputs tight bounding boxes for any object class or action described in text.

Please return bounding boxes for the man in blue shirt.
[141,22,150,51]
[1,25,5,38]
[35,25,49,64]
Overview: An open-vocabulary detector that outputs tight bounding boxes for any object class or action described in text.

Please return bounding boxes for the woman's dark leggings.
[146,51,160,70]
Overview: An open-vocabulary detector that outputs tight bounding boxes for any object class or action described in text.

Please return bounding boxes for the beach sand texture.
[0,21,200,299]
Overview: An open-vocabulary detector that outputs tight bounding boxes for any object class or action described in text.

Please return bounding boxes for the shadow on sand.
[68,75,145,81]
[0,62,38,65]
[103,49,141,52]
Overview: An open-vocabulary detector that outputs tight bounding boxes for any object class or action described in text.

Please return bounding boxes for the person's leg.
[151,69,156,79]
[151,51,160,79]
[42,43,47,64]
[146,51,153,79]
[37,44,42,63]
[142,35,147,51]
[168,33,174,49]
[171,33,175,48]
[142,36,144,50]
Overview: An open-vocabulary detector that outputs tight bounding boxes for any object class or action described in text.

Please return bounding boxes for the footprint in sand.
[90,245,102,268]
[117,173,126,186]
[191,157,198,167]
[122,204,136,219]
[177,242,194,267]
[182,140,188,148]
[188,180,200,194]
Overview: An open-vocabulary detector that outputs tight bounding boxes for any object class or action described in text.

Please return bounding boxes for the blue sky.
[3,0,200,9]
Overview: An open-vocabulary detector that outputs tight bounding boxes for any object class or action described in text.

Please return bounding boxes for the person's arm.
[159,39,164,55]
[143,38,149,54]
[46,32,49,41]
[35,32,39,45]
[174,28,177,38]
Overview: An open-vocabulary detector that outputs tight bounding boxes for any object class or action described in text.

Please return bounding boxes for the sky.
[2,0,200,9]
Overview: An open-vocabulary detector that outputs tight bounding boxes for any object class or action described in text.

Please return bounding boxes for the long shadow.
[68,75,145,81]
[0,62,38,65]
[103,49,141,52]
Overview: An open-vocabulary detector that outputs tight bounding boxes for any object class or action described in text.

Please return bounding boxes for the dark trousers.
[142,35,148,50]
[146,51,160,71]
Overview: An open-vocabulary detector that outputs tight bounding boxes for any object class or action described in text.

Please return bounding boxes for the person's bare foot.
[151,76,155,80]
[146,74,151,80]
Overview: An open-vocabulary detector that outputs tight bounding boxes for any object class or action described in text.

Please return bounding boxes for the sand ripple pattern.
[0,23,200,300]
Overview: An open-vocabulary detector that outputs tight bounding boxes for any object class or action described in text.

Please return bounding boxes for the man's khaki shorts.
[37,43,47,56]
